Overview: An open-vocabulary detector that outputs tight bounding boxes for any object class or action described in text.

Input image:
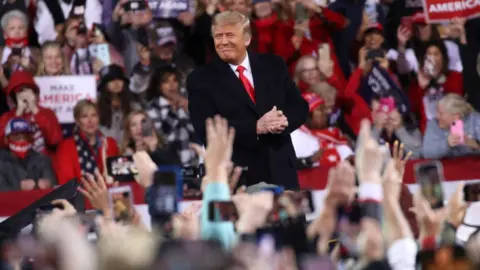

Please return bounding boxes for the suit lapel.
[248,52,269,114]
[213,56,258,115]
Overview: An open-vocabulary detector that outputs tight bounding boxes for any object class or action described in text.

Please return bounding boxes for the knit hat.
[5,118,32,137]
[98,64,129,90]
[5,71,39,96]
[302,93,324,112]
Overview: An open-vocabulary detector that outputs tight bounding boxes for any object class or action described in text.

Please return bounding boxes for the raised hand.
[355,119,383,184]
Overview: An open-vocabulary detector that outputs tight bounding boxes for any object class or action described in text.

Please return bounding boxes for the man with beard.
[35,0,102,45]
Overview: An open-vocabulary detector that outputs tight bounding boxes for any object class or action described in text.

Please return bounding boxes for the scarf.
[73,127,103,175]
[299,125,348,165]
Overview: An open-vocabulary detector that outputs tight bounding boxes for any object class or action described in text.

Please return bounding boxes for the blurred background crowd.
[0,0,479,269]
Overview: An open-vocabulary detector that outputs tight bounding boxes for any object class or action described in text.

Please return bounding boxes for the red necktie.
[236,65,255,104]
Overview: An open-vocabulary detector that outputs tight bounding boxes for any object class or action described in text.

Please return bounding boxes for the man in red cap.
[0,70,62,156]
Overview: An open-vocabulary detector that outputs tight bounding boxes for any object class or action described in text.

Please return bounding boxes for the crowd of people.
[0,0,479,269]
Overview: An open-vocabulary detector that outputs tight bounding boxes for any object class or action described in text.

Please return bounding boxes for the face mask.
[5,37,28,48]
[9,140,32,159]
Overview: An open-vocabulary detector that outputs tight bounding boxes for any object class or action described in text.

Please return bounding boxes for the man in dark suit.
[187,11,308,189]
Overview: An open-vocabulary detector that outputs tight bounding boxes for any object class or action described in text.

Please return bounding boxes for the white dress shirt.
[35,0,102,45]
[228,53,255,87]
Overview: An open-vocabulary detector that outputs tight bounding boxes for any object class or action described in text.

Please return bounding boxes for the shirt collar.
[229,53,251,73]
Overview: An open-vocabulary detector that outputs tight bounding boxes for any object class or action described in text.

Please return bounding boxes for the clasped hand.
[256,106,289,135]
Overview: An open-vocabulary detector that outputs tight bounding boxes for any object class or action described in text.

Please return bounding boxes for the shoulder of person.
[0,149,10,161]
[57,137,76,152]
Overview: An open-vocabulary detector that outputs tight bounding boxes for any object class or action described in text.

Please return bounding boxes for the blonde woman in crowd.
[422,93,480,159]
[36,41,71,76]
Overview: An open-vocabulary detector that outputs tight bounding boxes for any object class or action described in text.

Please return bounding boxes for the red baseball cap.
[302,93,325,112]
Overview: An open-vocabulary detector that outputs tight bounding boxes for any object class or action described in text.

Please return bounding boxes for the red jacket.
[407,71,463,133]
[272,9,347,85]
[251,14,277,54]
[0,107,63,156]
[54,136,119,185]
[340,68,373,135]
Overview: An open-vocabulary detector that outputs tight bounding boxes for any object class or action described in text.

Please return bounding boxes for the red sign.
[422,0,480,22]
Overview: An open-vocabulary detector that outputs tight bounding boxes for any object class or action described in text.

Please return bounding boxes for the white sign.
[35,75,97,123]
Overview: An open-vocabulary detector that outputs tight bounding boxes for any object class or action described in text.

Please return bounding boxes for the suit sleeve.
[187,72,258,148]
[277,57,309,135]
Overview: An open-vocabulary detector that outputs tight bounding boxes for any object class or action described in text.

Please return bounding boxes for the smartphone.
[377,97,396,113]
[124,0,147,11]
[141,117,154,137]
[401,16,413,32]
[289,190,315,214]
[301,255,336,270]
[208,201,238,222]
[269,191,315,223]
[415,161,445,209]
[182,166,203,199]
[295,3,308,23]
[108,186,135,223]
[450,120,465,144]
[106,156,138,182]
[366,48,385,61]
[11,47,22,56]
[77,21,88,35]
[89,44,111,66]
[463,183,480,202]
[152,166,183,216]
[424,56,436,77]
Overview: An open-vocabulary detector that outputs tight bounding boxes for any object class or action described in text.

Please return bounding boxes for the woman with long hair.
[97,64,134,144]
[146,67,196,166]
[120,110,180,165]
[36,41,71,76]
[55,99,119,184]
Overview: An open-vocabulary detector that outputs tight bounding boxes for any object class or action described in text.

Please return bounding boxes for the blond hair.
[73,99,97,121]
[211,11,251,38]
[37,41,71,76]
[438,93,474,118]
[98,227,159,270]
[309,82,337,99]
[120,110,164,154]
[294,55,317,83]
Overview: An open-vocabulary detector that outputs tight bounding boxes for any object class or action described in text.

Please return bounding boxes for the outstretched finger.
[229,166,243,192]
[85,173,100,191]
[80,176,93,193]
[94,168,107,190]
[403,151,413,163]
[190,143,205,158]
[398,143,405,160]
[78,187,93,201]
[392,140,399,159]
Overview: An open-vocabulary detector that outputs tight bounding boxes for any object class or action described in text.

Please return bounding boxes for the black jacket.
[187,52,308,189]
[0,149,57,191]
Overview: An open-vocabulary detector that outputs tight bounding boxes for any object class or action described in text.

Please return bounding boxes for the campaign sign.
[147,0,189,18]
[35,76,97,123]
[422,0,480,23]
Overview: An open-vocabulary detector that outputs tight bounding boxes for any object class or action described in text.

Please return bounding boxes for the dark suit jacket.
[187,52,308,189]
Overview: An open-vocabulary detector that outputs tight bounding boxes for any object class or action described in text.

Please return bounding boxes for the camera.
[77,22,88,35]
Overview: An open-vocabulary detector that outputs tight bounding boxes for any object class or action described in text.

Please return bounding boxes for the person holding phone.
[0,71,63,158]
[370,96,422,158]
[422,93,480,159]
[0,10,40,80]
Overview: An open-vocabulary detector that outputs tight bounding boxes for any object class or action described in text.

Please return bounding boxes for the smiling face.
[42,46,63,75]
[159,73,180,100]
[213,22,250,65]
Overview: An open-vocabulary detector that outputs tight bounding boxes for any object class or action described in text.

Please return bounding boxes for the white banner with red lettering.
[423,0,480,23]
[35,76,97,123]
